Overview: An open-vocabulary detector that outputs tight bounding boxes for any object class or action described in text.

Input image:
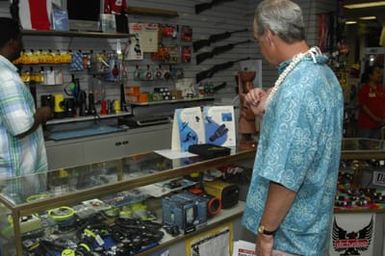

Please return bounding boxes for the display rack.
[20,29,134,127]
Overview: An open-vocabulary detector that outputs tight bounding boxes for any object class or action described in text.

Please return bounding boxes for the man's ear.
[7,38,17,48]
[265,29,274,47]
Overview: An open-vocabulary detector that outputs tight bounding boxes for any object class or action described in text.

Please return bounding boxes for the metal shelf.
[22,30,130,38]
[129,97,215,106]
[46,112,132,125]
[126,6,179,17]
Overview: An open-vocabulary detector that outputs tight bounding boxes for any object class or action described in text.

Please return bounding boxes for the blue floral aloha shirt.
[242,54,343,255]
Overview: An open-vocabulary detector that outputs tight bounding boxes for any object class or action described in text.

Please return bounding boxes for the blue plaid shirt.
[0,55,47,178]
[242,55,343,255]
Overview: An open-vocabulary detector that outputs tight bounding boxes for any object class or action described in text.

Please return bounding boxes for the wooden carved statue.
[238,70,258,149]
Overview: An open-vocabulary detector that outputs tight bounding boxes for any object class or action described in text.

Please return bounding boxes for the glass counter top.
[341,138,385,160]
[342,138,384,151]
[0,147,255,215]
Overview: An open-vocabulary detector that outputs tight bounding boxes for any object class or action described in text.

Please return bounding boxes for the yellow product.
[113,99,121,113]
[23,51,33,65]
[79,243,90,252]
[30,72,39,83]
[26,193,51,203]
[38,69,45,83]
[29,51,39,64]
[189,172,201,182]
[48,206,75,222]
[60,50,72,64]
[39,50,49,64]
[51,50,59,64]
[61,249,75,256]
[63,51,72,64]
[54,50,61,64]
[34,50,42,64]
[53,93,65,113]
[83,228,97,238]
[204,180,239,209]
[130,202,147,219]
[45,50,53,64]
[58,168,69,178]
[119,206,132,218]
[190,172,200,178]
[20,71,30,83]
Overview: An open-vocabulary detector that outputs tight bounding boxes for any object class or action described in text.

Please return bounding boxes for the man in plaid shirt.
[0,18,52,180]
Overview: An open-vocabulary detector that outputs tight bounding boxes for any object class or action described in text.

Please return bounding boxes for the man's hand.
[256,233,274,256]
[16,106,53,139]
[245,88,271,117]
[36,106,53,123]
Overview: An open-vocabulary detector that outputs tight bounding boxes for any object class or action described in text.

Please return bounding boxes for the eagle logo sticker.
[332,217,373,255]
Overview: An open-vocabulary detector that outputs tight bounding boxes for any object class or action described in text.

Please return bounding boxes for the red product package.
[104,0,127,14]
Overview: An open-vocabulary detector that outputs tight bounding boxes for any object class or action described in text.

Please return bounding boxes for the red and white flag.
[19,0,53,30]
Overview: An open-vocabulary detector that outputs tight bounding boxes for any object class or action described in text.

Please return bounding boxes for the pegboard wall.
[0,0,337,113]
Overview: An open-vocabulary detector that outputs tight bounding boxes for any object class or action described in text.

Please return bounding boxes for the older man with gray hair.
[242,0,343,255]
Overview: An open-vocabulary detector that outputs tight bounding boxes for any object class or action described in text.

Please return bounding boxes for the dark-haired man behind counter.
[0,17,52,179]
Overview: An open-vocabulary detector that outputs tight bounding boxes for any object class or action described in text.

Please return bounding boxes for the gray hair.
[253,0,305,43]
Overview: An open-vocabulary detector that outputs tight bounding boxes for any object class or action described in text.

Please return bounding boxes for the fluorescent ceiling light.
[345,21,358,24]
[344,1,385,9]
[359,16,377,20]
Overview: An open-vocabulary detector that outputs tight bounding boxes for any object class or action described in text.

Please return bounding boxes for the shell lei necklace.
[265,46,322,107]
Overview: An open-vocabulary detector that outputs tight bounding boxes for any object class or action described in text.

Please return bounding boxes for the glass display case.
[331,138,385,256]
[341,138,385,160]
[3,138,385,255]
[0,148,255,255]
[338,138,385,211]
[338,138,385,210]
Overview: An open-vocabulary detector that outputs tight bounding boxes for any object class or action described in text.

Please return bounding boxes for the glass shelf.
[130,97,215,106]
[341,138,385,160]
[0,148,255,216]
